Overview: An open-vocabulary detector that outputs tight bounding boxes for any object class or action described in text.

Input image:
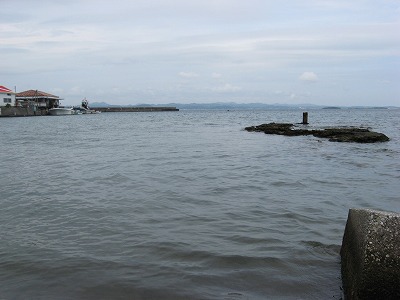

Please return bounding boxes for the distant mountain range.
[89,102,397,110]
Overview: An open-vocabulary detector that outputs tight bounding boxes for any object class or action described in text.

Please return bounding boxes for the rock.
[244,123,389,143]
[312,128,390,143]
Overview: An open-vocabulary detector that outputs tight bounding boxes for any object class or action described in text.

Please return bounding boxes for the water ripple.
[1,109,398,299]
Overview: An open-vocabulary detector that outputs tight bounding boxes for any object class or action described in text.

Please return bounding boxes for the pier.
[0,106,179,117]
[94,106,179,112]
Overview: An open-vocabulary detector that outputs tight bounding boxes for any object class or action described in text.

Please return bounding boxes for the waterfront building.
[0,86,16,107]
[16,90,61,110]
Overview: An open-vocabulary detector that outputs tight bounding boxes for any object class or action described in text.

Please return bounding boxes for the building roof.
[0,85,13,93]
[16,90,59,99]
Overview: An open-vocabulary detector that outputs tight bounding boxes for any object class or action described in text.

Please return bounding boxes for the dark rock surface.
[245,123,389,143]
[341,209,400,299]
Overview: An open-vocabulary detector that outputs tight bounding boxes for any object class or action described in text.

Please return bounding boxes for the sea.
[1,108,399,300]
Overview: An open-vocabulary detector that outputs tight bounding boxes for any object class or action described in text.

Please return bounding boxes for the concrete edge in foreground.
[341,208,400,299]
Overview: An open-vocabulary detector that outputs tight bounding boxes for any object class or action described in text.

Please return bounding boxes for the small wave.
[270,180,306,187]
[301,240,341,256]
[223,292,247,300]
[91,173,132,185]
[207,254,287,270]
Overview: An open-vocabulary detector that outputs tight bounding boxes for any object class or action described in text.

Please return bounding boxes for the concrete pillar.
[341,208,400,299]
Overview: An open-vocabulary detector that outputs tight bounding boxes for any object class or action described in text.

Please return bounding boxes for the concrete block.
[341,208,400,299]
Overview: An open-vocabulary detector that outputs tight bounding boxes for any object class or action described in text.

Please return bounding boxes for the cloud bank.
[0,0,399,106]
[300,72,318,82]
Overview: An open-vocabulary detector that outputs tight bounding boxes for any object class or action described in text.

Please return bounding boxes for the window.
[3,98,12,103]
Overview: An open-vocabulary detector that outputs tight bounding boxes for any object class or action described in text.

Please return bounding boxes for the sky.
[1,0,399,106]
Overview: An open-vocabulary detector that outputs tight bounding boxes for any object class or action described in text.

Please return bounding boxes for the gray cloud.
[1,0,399,106]
[300,72,318,82]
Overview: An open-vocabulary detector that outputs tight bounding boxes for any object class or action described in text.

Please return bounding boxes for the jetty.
[0,106,179,117]
[94,106,179,112]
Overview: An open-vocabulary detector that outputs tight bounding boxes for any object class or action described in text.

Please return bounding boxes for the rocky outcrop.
[245,123,389,143]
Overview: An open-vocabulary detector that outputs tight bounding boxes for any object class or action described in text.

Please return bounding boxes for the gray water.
[1,109,399,299]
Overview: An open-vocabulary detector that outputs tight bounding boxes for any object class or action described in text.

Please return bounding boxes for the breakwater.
[0,106,179,117]
[95,106,179,112]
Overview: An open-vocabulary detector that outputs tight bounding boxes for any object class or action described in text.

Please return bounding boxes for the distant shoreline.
[90,102,398,110]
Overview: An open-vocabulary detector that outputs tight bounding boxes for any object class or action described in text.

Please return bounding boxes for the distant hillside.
[90,102,323,110]
[165,102,323,110]
[90,102,115,107]
[89,102,397,110]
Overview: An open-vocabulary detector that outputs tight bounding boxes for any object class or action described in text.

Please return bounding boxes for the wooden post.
[302,112,309,124]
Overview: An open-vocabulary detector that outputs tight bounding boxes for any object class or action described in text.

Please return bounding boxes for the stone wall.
[0,107,47,117]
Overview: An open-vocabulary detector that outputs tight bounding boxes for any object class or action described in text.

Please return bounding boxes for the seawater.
[1,109,399,300]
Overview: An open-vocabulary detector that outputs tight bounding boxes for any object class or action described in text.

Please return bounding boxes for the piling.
[302,112,308,124]
[340,208,400,299]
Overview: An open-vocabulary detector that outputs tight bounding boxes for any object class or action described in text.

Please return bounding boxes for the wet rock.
[245,123,389,143]
[311,128,390,143]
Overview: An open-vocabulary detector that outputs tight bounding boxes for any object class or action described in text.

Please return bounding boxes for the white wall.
[0,93,16,107]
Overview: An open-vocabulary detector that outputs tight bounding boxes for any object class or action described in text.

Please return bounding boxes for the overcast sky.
[1,0,399,106]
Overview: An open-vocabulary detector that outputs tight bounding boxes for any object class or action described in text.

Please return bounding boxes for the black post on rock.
[302,112,309,124]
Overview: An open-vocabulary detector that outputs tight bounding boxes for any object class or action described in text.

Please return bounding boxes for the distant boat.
[78,98,101,114]
[48,107,75,116]
[72,107,101,114]
[82,108,101,114]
